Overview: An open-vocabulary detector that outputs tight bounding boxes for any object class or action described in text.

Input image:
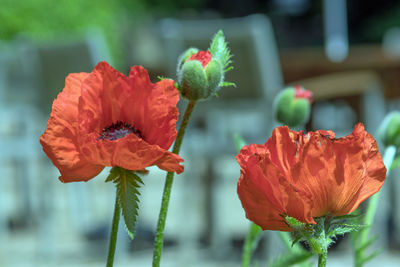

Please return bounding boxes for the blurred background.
[1,0,400,266]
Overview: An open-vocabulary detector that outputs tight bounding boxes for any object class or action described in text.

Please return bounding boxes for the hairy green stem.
[152,101,196,267]
[106,191,121,267]
[355,145,396,266]
[318,250,327,267]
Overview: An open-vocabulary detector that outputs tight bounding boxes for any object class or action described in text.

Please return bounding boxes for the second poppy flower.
[237,123,386,231]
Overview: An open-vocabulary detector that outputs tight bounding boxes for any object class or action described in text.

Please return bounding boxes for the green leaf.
[105,167,120,183]
[241,222,263,267]
[157,75,171,81]
[356,235,379,253]
[328,223,364,237]
[219,81,236,87]
[116,170,144,239]
[209,30,233,71]
[269,250,313,267]
[284,215,306,230]
[359,248,383,266]
[234,133,247,152]
[291,235,302,247]
[390,155,400,171]
[330,213,361,222]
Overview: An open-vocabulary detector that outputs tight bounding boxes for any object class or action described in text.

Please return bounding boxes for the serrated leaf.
[328,223,364,237]
[331,213,361,222]
[105,167,120,183]
[209,30,232,71]
[269,250,313,267]
[284,215,306,229]
[291,235,302,247]
[116,170,143,239]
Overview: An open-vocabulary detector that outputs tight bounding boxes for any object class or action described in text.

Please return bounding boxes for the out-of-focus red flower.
[40,61,184,183]
[294,85,312,103]
[237,123,386,231]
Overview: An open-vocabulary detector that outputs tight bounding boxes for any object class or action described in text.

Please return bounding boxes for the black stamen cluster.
[98,121,143,141]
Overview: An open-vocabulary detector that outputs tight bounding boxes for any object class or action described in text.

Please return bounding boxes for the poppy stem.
[241,222,262,267]
[354,145,396,266]
[318,250,327,267]
[152,101,197,267]
[106,191,121,267]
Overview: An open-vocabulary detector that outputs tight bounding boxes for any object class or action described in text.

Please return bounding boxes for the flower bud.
[177,50,223,101]
[176,30,234,101]
[378,111,400,147]
[177,47,199,71]
[274,85,312,127]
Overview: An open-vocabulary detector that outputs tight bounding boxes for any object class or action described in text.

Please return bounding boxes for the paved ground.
[1,230,400,267]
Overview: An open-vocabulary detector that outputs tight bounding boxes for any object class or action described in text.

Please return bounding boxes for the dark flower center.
[98,121,143,141]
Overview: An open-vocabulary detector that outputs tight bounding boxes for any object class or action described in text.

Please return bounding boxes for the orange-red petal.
[40,73,104,182]
[75,62,183,173]
[79,133,183,173]
[237,143,314,231]
[236,123,386,230]
[126,66,179,149]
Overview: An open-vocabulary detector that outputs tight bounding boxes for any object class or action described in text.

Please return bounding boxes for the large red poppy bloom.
[237,123,386,231]
[40,61,184,183]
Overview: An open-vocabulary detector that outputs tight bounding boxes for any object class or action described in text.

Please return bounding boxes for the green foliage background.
[0,0,203,66]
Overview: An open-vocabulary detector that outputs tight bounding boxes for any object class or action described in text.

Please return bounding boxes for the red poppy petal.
[332,124,386,215]
[236,143,268,168]
[237,170,291,231]
[266,126,302,176]
[292,133,337,217]
[127,66,179,149]
[40,73,104,182]
[79,134,183,173]
[237,152,314,229]
[293,123,386,217]
[78,61,129,137]
[153,151,184,174]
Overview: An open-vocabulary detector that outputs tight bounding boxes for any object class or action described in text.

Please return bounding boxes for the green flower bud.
[175,30,235,101]
[274,85,312,127]
[177,50,225,101]
[178,60,208,100]
[378,111,400,147]
[177,47,199,71]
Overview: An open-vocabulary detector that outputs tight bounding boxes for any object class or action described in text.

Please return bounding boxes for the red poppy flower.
[40,61,184,183]
[237,123,386,231]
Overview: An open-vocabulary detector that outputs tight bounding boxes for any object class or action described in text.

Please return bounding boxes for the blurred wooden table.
[280,45,400,99]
